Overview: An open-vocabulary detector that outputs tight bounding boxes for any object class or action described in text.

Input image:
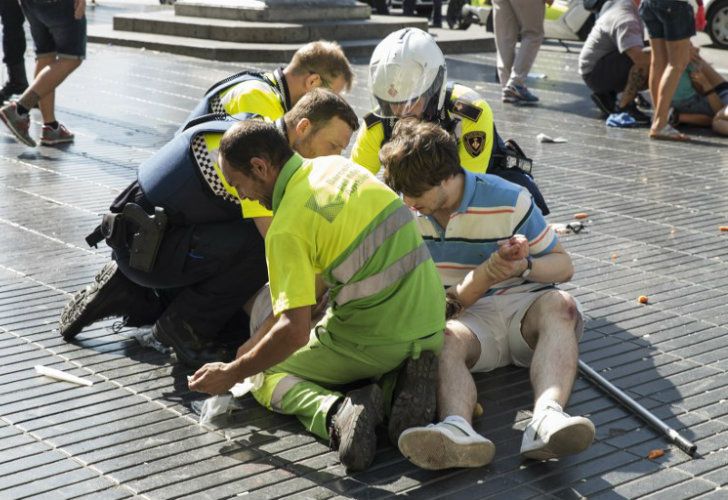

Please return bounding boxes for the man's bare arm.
[447,239,573,315]
[253,216,272,238]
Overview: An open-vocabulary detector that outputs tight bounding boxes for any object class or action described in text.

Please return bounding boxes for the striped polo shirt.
[416,170,557,296]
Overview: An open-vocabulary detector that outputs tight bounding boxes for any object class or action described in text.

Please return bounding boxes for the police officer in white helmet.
[351,27,548,215]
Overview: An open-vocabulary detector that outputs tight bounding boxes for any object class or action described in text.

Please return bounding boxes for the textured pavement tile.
[1,22,727,499]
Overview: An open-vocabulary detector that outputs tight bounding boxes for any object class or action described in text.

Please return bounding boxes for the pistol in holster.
[85,203,167,273]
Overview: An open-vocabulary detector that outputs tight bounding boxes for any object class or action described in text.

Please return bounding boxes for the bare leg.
[521,290,580,412]
[398,322,495,470]
[34,56,55,123]
[648,38,667,111]
[19,55,82,123]
[437,323,481,423]
[651,38,692,132]
[519,291,594,460]
[678,112,713,127]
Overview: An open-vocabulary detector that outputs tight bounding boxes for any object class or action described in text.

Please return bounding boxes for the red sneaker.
[0,101,35,147]
[41,122,75,146]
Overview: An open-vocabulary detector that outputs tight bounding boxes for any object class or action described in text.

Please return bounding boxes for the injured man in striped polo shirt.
[379,119,595,470]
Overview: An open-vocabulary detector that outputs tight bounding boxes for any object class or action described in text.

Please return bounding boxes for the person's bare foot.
[649,124,690,141]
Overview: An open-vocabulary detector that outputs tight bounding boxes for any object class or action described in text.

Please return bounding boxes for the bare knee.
[59,58,82,71]
[442,322,480,369]
[546,291,579,327]
[524,291,580,346]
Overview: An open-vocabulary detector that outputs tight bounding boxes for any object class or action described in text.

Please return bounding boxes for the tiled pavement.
[2,13,728,500]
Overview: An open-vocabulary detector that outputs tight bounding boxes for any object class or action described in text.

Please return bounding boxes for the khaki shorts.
[453,288,584,372]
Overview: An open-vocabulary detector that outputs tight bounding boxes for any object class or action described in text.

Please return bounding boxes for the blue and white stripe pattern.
[415,171,557,296]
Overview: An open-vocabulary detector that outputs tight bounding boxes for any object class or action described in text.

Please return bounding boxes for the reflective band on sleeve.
[270,374,305,411]
[330,204,414,284]
[334,243,431,306]
[209,94,225,114]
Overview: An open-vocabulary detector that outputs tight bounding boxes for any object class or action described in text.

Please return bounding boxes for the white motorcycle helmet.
[369,28,447,120]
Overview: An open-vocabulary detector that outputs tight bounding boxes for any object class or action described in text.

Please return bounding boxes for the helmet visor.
[370,61,443,119]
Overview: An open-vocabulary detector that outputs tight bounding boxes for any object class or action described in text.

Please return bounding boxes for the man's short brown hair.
[219,120,293,176]
[380,120,462,196]
[288,41,354,91]
[285,88,360,134]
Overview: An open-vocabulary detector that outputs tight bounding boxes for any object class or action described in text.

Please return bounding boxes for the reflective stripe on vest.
[330,204,414,284]
[334,243,430,306]
[270,375,305,411]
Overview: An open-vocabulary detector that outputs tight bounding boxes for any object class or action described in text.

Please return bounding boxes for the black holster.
[492,139,533,176]
[85,203,167,273]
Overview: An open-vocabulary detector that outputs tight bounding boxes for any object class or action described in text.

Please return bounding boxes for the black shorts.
[639,0,695,42]
[582,51,633,95]
[20,0,86,59]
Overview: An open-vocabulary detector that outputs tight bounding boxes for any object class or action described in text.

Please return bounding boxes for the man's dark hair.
[380,119,462,196]
[219,120,294,176]
[284,88,360,134]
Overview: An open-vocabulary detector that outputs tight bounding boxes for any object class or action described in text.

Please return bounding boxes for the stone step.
[88,23,495,62]
[112,10,428,44]
[174,0,371,22]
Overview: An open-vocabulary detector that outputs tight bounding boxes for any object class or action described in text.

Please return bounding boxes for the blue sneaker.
[503,84,539,104]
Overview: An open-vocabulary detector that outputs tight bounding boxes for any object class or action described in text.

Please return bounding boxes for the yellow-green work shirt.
[265,153,446,345]
[218,73,288,219]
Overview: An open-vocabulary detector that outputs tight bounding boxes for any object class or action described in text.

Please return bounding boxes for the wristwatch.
[520,257,533,279]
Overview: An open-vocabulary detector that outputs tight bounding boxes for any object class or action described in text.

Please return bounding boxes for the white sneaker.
[520,403,595,460]
[398,420,496,470]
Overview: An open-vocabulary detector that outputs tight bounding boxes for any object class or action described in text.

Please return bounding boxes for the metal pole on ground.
[577,359,697,457]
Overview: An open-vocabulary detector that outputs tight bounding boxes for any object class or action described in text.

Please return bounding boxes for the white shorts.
[249,283,272,336]
[452,289,584,373]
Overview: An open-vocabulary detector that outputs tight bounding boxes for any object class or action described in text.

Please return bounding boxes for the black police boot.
[0,64,29,103]
[151,309,235,369]
[59,261,163,341]
[329,384,385,472]
[388,351,439,445]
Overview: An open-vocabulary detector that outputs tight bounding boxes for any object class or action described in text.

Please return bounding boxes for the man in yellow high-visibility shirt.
[189,120,446,473]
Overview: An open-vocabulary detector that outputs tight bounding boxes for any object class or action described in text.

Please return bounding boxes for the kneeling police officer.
[59,89,360,369]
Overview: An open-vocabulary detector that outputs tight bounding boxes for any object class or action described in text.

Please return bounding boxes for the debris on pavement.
[536,133,568,143]
[35,365,93,386]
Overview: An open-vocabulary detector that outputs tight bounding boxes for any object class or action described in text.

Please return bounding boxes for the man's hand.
[74,0,86,20]
[497,234,529,262]
[188,362,239,395]
[445,291,464,319]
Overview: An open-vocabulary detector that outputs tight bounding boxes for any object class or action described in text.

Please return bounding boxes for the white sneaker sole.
[41,137,74,146]
[521,416,595,460]
[399,426,496,470]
